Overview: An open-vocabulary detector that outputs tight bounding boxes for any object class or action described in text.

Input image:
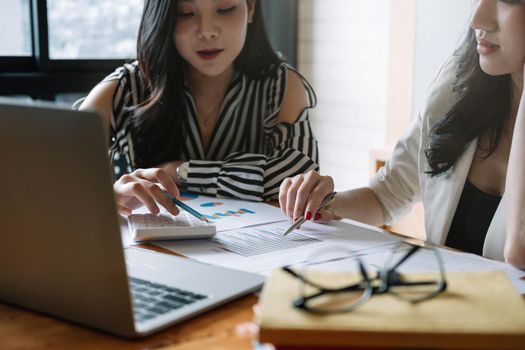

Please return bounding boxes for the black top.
[446,179,502,255]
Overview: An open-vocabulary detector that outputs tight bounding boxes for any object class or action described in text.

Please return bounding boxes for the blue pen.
[163,191,210,223]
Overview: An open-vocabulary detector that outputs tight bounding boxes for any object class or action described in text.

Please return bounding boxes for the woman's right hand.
[279,170,335,223]
[113,168,180,216]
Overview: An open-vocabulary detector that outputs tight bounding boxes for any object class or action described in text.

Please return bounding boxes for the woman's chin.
[479,61,518,77]
[187,63,234,79]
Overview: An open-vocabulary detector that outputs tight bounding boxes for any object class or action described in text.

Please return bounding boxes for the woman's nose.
[198,16,219,40]
[470,0,497,33]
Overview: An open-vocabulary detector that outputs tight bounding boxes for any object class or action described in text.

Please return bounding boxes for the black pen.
[282,191,337,236]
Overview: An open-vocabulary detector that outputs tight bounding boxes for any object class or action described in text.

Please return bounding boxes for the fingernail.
[305,211,312,220]
[314,212,322,221]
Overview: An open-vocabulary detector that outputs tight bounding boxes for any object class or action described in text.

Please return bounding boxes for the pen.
[163,191,210,223]
[282,191,337,236]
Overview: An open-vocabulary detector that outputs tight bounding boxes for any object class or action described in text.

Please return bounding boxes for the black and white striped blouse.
[104,61,319,201]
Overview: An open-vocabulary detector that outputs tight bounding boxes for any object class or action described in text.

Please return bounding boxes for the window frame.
[0,0,297,100]
[0,0,132,99]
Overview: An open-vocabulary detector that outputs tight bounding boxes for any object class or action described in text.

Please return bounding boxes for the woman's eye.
[177,11,194,19]
[499,0,522,4]
[218,5,237,15]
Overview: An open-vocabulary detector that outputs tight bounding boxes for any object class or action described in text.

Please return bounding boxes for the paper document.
[156,220,401,275]
[172,192,288,231]
[209,225,322,257]
[308,242,525,294]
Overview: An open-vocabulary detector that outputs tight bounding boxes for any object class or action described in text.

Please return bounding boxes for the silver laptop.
[0,101,264,338]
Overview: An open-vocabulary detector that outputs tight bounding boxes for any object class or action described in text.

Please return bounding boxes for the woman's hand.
[113,168,180,216]
[236,304,275,350]
[279,170,335,223]
[157,160,184,184]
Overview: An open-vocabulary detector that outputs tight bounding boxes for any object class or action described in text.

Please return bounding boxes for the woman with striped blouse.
[80,0,319,216]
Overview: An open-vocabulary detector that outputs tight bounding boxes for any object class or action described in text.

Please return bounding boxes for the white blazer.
[369,58,506,261]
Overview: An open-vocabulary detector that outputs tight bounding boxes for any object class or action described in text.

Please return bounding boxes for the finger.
[164,196,180,216]
[117,204,132,216]
[279,178,292,216]
[113,182,139,211]
[313,208,333,224]
[140,180,180,216]
[115,173,138,186]
[293,171,321,220]
[286,176,304,220]
[136,168,180,198]
[123,182,160,215]
[252,303,261,316]
[235,322,260,339]
[304,176,335,216]
[130,168,180,216]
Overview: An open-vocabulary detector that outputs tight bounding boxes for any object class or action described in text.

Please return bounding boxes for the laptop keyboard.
[129,277,208,323]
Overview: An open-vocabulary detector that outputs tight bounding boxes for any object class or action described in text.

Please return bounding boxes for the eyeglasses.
[282,243,447,314]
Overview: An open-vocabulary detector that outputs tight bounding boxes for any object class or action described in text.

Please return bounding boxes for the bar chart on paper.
[202,207,256,221]
[175,192,288,231]
[210,225,321,257]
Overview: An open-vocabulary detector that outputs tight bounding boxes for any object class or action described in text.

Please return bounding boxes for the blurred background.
[0,0,474,238]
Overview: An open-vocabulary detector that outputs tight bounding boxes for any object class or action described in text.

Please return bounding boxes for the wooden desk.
[0,243,258,350]
[2,238,523,350]
[0,295,256,350]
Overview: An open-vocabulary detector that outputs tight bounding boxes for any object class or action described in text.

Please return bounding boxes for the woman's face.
[174,0,255,78]
[471,0,525,77]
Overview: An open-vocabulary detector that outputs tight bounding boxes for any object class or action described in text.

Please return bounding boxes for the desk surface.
[2,236,523,350]
[0,243,257,350]
[0,295,256,350]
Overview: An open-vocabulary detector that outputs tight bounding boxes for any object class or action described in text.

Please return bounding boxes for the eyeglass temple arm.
[282,266,369,294]
[282,266,330,290]
[389,245,420,271]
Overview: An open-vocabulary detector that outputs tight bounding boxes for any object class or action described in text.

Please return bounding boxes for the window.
[47,0,143,59]
[1,0,297,100]
[0,0,32,56]
[0,0,139,99]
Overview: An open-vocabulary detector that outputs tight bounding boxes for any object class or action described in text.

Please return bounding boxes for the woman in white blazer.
[278,0,525,268]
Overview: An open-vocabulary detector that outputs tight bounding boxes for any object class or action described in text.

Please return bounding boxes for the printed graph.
[209,226,321,257]
[204,208,255,221]
[200,202,223,208]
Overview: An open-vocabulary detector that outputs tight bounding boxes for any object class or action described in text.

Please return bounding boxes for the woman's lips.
[197,49,224,61]
[477,39,500,55]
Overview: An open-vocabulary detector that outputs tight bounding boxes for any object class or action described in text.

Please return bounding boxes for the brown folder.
[258,270,525,349]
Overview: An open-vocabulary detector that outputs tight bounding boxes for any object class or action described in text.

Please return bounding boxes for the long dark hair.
[131,0,282,168]
[425,28,513,176]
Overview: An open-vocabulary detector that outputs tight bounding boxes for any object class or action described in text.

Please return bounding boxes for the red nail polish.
[305,211,312,220]
[314,212,322,221]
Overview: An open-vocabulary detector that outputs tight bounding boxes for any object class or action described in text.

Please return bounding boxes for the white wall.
[298,0,474,191]
[412,1,473,119]
[298,0,391,190]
